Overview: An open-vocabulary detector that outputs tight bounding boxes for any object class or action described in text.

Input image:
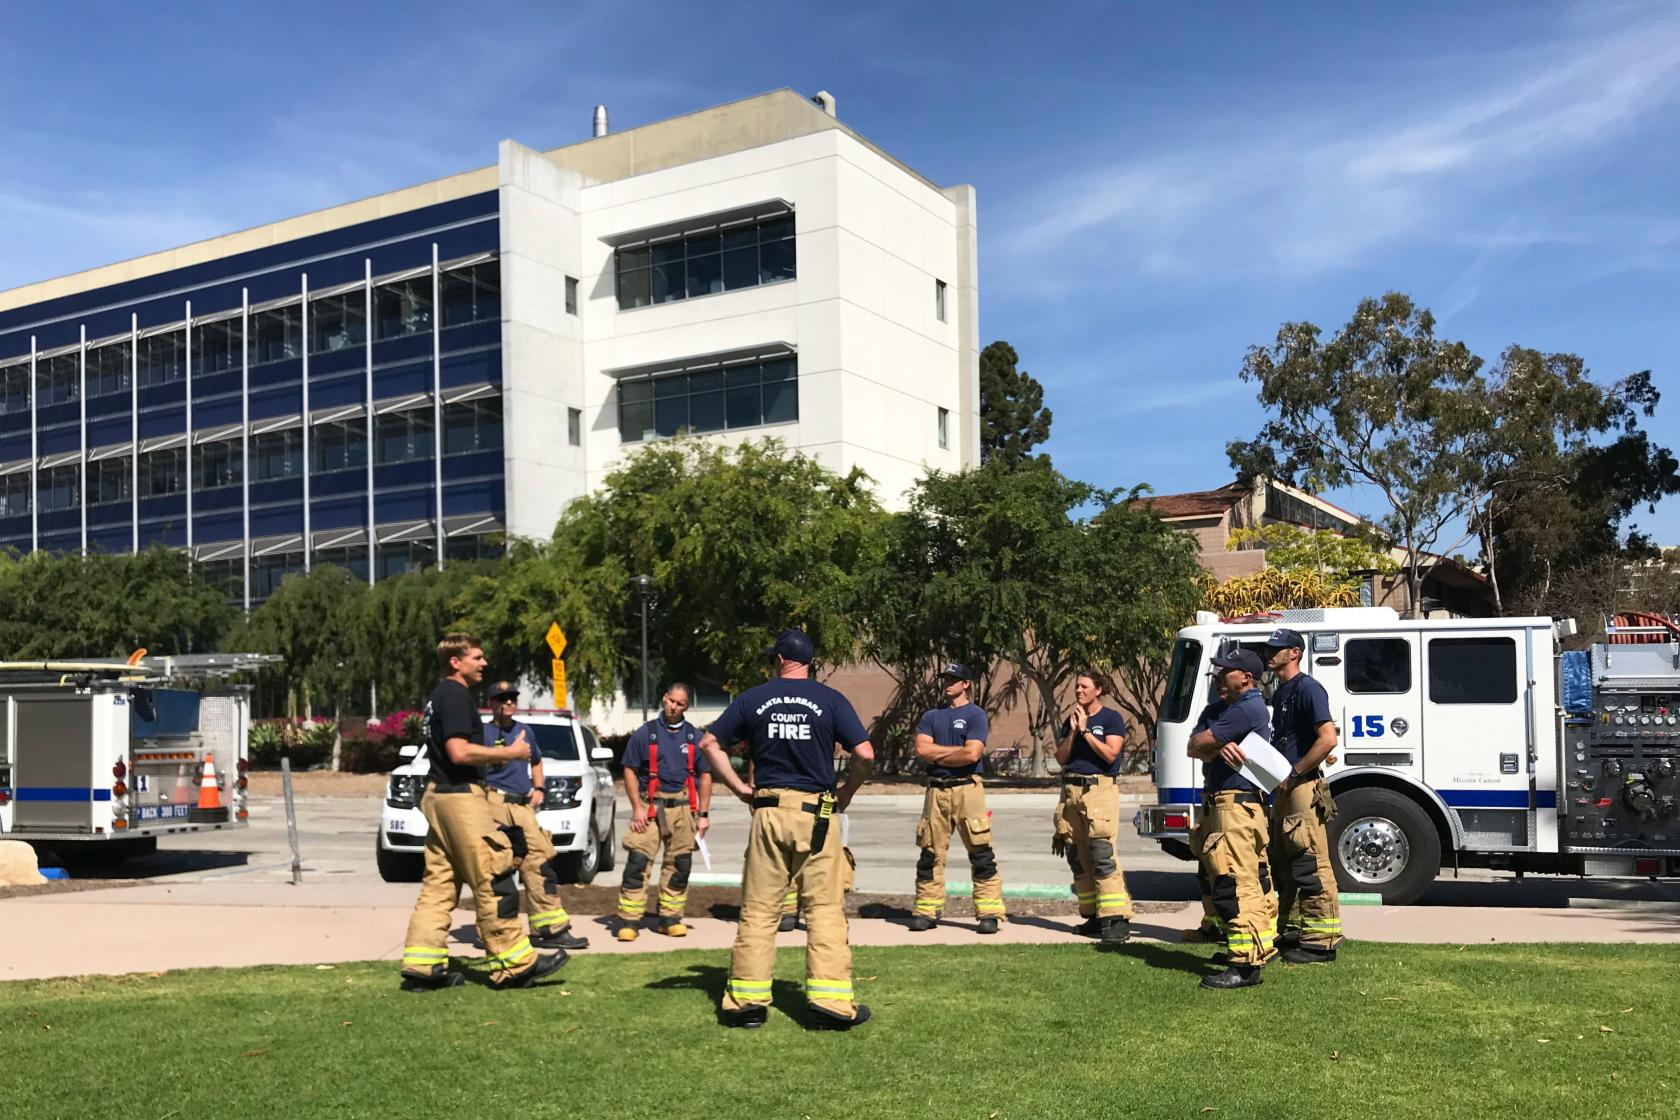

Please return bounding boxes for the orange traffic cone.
[189,754,228,822]
[172,764,191,810]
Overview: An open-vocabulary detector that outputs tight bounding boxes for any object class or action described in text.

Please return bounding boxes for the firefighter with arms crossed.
[1263,628,1342,962]
[615,682,713,941]
[700,629,875,1030]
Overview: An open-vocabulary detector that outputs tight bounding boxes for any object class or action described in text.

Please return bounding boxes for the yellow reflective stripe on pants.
[805,978,854,999]
[914,897,941,913]
[782,891,798,904]
[401,947,448,968]
[975,897,1006,913]
[659,893,687,907]
[727,978,773,1000]
[529,909,569,927]
[618,899,647,911]
[483,938,535,968]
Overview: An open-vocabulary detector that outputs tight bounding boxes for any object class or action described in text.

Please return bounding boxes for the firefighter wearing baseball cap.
[909,663,1006,934]
[700,628,875,1030]
[1053,671,1135,942]
[1186,647,1277,989]
[1263,628,1343,963]
[615,682,712,941]
[399,634,566,991]
[1181,677,1235,945]
[480,681,589,951]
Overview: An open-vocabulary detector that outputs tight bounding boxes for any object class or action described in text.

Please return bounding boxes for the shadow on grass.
[1096,939,1213,977]
[645,964,858,1031]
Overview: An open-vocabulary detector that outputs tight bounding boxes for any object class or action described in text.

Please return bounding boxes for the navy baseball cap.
[765,628,814,664]
[938,662,973,681]
[1210,649,1265,677]
[487,680,520,699]
[1264,628,1305,651]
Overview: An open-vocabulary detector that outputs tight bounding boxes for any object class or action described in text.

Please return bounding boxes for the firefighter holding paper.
[615,682,712,940]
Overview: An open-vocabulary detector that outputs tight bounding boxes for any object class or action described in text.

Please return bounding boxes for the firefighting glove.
[1050,833,1065,857]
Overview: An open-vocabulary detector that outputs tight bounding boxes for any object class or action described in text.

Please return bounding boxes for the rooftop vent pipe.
[593,105,608,137]
[812,91,836,117]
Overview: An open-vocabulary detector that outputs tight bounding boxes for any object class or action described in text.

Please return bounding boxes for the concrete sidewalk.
[4,880,1678,982]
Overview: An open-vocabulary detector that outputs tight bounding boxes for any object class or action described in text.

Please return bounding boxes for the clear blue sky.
[3,1,1676,543]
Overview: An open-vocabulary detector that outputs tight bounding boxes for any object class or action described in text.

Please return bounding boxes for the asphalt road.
[60,788,1680,911]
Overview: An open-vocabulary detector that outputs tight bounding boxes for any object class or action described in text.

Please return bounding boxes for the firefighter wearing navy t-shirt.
[910,663,1006,934]
[699,628,875,1030]
[615,682,712,941]
[1187,648,1277,989]
[1181,679,1234,945]
[1053,672,1134,943]
[399,633,565,991]
[1263,628,1342,963]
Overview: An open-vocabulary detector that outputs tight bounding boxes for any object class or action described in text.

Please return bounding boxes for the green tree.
[1227,523,1396,596]
[523,439,887,702]
[1228,293,1485,617]
[0,548,233,658]
[979,340,1053,467]
[353,561,497,713]
[223,565,369,721]
[868,459,1203,773]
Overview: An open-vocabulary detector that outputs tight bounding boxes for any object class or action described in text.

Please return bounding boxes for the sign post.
[546,623,568,708]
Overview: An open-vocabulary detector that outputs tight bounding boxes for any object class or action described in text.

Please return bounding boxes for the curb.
[1339,892,1383,906]
[688,873,1074,900]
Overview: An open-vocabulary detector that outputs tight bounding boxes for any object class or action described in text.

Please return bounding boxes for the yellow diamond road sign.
[545,622,567,659]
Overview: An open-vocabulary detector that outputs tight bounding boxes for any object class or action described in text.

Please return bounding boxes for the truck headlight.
[386,774,424,809]
[544,776,582,810]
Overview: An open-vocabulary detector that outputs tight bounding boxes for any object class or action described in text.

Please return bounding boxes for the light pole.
[635,574,653,722]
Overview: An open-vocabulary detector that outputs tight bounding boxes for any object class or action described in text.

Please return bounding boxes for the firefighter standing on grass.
[480,681,589,951]
[1052,671,1134,943]
[700,628,875,1030]
[909,662,1006,934]
[1263,628,1343,963]
[1186,648,1277,990]
[615,683,712,941]
[1181,678,1234,946]
[399,633,565,991]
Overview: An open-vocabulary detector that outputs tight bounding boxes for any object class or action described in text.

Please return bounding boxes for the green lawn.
[5,942,1677,1119]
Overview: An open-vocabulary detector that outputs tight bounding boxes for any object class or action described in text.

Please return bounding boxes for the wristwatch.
[697,811,710,819]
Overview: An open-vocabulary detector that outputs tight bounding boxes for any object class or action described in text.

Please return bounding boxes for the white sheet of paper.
[1236,731,1291,793]
[841,813,850,847]
[696,836,713,870]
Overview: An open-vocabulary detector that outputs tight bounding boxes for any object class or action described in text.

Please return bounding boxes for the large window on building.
[313,418,367,474]
[442,398,502,455]
[441,261,500,328]
[0,362,28,414]
[314,545,369,583]
[141,447,186,496]
[139,330,186,388]
[252,429,303,481]
[89,341,132,397]
[36,465,79,512]
[311,291,367,354]
[378,539,436,579]
[39,353,79,405]
[90,459,131,505]
[193,319,243,377]
[615,212,795,310]
[376,409,436,464]
[197,558,244,602]
[375,276,433,340]
[0,473,31,517]
[249,305,303,365]
[196,439,242,490]
[254,553,305,601]
[617,356,797,443]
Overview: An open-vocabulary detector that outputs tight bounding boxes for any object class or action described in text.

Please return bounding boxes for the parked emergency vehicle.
[1136,607,1680,903]
[0,654,274,858]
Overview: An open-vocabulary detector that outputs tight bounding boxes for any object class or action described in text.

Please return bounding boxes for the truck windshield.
[1161,639,1204,724]
[530,723,581,762]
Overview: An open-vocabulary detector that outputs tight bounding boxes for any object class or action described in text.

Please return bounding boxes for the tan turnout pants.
[782,844,855,920]
[486,791,574,936]
[1054,777,1133,919]
[724,788,854,1018]
[618,795,698,924]
[1271,778,1342,949]
[1187,817,1220,934]
[1197,790,1278,966]
[914,777,1006,920]
[401,785,534,986]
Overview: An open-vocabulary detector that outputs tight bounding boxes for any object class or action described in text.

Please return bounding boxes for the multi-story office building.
[0,89,980,606]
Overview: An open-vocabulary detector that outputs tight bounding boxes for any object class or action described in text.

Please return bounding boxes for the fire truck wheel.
[1327,787,1441,905]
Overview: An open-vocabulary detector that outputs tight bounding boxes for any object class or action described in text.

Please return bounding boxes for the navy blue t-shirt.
[1200,688,1270,793]
[1058,706,1129,776]
[918,702,989,779]
[1270,673,1334,768]
[480,718,540,796]
[621,719,711,799]
[708,678,868,793]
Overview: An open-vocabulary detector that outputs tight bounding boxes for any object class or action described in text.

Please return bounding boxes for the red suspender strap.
[647,723,659,797]
[685,733,698,810]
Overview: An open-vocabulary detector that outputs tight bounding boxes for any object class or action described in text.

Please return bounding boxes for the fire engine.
[1136,607,1680,903]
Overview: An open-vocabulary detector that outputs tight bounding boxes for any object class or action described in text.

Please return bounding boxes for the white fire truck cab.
[0,654,274,859]
[1137,607,1680,903]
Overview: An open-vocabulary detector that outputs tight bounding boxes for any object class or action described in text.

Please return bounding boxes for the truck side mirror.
[398,745,419,760]
[590,746,613,762]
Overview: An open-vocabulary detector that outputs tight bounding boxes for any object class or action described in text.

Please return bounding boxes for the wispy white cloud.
[996,8,1680,296]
